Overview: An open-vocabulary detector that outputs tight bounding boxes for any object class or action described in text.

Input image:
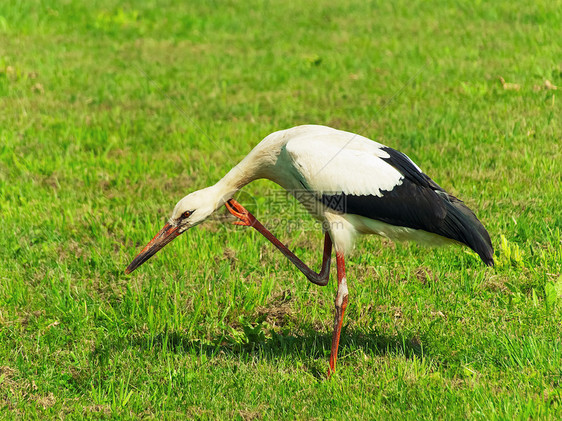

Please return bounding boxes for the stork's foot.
[327,252,348,378]
[225,199,254,226]
[328,293,348,377]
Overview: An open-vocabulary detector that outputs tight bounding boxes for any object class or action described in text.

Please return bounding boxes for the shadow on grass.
[92,323,427,380]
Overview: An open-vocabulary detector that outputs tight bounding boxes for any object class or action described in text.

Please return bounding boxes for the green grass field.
[1,0,561,419]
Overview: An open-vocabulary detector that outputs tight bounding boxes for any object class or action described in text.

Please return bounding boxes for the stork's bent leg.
[225,199,332,286]
[328,251,348,376]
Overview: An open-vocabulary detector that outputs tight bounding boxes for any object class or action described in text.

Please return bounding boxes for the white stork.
[125,125,494,376]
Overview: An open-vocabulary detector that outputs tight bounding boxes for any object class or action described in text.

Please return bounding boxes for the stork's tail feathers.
[441,195,494,266]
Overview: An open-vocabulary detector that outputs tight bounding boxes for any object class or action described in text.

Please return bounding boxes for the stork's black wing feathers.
[321,146,494,266]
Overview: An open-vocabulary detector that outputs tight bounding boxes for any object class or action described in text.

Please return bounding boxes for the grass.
[1,0,561,418]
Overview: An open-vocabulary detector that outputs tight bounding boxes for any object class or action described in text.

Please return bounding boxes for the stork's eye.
[181,211,192,219]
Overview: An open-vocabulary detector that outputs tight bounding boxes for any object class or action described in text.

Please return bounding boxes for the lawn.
[1,0,561,419]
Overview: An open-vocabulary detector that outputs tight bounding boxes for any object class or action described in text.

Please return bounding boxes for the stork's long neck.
[209,133,285,208]
[211,161,258,201]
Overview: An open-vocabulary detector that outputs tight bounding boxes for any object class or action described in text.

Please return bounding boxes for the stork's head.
[125,186,224,274]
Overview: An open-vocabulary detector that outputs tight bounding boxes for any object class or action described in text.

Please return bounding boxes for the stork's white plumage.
[126,125,494,376]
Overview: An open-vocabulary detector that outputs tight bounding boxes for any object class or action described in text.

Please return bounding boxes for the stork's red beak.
[125,222,181,274]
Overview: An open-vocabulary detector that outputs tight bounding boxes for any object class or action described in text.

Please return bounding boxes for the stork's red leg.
[225,199,332,286]
[328,251,348,377]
